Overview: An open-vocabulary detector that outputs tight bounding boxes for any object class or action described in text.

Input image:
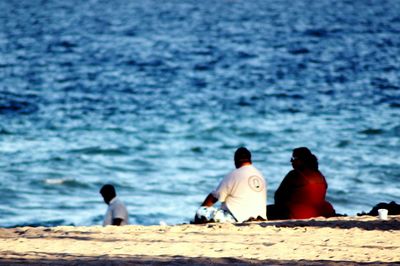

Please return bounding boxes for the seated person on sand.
[267,147,336,220]
[195,147,267,223]
[100,184,129,226]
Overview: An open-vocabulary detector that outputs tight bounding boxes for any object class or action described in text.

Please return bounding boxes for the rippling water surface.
[0,0,399,227]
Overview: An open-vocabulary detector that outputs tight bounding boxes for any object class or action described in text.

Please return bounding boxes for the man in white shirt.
[197,147,267,223]
[100,184,129,226]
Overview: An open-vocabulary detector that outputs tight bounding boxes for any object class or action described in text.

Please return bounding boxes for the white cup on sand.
[378,209,388,220]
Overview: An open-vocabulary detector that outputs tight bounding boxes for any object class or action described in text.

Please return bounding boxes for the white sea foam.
[44,179,66,185]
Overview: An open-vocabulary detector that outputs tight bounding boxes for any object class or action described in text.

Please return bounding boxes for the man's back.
[214,165,267,222]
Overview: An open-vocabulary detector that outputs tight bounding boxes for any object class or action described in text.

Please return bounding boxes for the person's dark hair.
[234,147,252,164]
[100,184,116,199]
[293,147,319,170]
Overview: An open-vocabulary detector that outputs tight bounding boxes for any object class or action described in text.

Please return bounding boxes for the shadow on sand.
[0,254,399,266]
[236,217,400,231]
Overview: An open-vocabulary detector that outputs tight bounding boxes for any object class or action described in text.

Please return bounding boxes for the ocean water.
[0,0,399,227]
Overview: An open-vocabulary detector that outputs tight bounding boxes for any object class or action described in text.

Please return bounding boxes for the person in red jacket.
[268,147,336,220]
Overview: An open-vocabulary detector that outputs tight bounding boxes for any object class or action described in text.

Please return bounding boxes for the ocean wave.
[0,96,40,116]
[68,146,131,156]
[42,178,91,189]
[359,129,385,135]
[0,128,12,135]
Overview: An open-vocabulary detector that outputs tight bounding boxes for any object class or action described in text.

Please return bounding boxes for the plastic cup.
[378,209,388,220]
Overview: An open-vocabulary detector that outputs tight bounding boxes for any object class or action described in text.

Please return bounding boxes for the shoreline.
[1,215,400,265]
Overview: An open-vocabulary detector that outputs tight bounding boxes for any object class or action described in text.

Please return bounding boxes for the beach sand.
[1,215,399,265]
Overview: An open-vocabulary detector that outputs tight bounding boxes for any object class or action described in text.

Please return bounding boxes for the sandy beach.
[1,215,399,265]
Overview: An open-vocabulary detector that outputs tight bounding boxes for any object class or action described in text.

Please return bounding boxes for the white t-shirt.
[103,197,129,226]
[212,164,267,223]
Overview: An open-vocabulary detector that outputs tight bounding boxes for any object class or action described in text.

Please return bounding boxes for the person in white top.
[197,147,267,223]
[100,184,129,226]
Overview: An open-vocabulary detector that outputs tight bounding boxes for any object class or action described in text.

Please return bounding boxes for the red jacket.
[275,169,335,219]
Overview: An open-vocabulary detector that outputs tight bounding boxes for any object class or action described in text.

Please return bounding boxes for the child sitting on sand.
[100,184,129,226]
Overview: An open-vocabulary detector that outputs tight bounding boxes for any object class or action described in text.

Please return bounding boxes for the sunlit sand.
[1,215,399,265]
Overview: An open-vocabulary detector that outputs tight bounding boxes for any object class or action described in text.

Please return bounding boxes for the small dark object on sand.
[357,201,400,216]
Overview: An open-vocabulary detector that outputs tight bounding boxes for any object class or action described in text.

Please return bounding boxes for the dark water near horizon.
[0,0,399,227]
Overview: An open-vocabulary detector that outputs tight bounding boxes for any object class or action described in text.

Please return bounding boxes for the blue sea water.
[0,0,399,227]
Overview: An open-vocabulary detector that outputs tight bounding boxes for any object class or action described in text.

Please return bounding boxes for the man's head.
[100,184,116,205]
[234,147,252,168]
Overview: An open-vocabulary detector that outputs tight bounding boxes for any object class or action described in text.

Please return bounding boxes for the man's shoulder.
[239,164,262,175]
[229,165,263,180]
[110,198,126,207]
